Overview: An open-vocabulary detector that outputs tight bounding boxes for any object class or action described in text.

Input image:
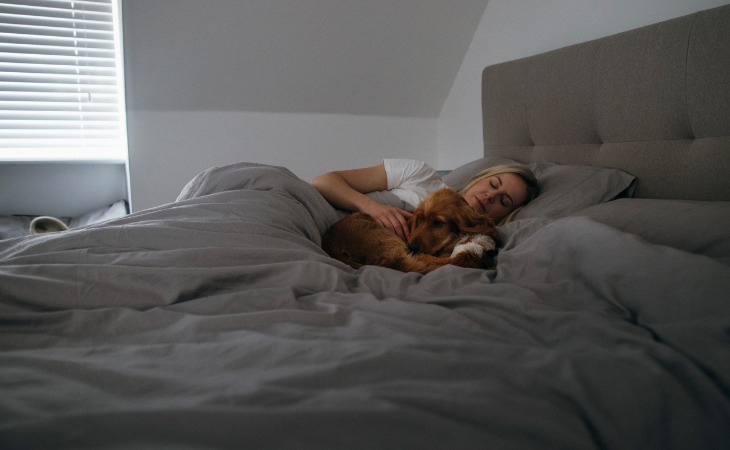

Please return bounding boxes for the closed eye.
[494,175,513,208]
[501,195,512,208]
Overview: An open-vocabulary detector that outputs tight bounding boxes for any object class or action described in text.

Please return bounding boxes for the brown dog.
[322,188,500,274]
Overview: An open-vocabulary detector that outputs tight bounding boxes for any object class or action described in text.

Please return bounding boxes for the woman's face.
[462,172,528,222]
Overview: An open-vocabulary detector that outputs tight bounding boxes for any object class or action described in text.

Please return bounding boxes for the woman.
[311,159,538,241]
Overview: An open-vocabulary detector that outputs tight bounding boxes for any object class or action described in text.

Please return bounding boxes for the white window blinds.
[0,0,127,162]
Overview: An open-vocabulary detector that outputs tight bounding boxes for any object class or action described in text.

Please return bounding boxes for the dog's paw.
[451,234,496,257]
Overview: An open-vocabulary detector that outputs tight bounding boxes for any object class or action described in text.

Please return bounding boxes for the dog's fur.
[322,188,500,274]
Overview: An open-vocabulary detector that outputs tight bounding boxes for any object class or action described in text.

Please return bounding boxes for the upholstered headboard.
[482,4,730,201]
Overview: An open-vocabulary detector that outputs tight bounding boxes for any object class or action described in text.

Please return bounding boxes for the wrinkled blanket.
[1,163,728,449]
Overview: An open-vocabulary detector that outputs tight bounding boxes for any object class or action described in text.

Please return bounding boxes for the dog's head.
[407,188,498,257]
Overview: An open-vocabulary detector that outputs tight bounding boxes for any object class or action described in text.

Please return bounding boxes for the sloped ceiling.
[122,0,490,118]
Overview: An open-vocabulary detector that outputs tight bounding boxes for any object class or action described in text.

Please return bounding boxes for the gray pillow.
[442,157,636,220]
[569,198,730,264]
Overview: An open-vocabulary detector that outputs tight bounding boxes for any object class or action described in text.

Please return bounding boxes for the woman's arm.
[311,163,412,241]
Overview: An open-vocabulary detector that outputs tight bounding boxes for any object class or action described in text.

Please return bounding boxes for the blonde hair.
[458,164,539,225]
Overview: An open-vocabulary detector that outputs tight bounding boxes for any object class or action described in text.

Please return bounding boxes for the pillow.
[569,198,730,264]
[442,157,636,220]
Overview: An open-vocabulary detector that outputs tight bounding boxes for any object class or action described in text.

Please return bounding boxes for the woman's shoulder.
[383,159,446,202]
[383,159,437,183]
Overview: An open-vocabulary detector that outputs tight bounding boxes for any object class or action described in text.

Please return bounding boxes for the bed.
[1,5,729,449]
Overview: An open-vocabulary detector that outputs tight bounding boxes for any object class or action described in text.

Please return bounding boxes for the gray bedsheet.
[1,163,728,449]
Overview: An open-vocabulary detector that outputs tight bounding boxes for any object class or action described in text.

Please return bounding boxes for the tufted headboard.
[482,4,730,201]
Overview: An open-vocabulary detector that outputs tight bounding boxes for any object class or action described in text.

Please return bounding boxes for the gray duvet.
[1,163,728,449]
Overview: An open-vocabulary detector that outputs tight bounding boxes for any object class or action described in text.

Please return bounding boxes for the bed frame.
[482,4,730,201]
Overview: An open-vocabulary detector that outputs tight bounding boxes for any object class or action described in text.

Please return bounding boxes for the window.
[0,0,127,162]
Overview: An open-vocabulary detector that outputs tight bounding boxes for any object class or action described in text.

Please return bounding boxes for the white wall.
[437,0,730,170]
[122,0,481,212]
[127,110,435,211]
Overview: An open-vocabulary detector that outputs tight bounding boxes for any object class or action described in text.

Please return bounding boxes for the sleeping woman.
[311,159,539,241]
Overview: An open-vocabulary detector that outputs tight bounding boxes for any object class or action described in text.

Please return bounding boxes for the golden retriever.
[322,188,500,274]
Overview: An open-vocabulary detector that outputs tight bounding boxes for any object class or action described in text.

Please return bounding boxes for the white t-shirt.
[383,159,447,210]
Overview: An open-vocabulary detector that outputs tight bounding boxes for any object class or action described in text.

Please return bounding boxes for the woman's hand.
[361,203,412,242]
[311,162,412,241]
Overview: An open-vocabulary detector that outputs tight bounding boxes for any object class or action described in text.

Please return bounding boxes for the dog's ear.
[407,207,421,233]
